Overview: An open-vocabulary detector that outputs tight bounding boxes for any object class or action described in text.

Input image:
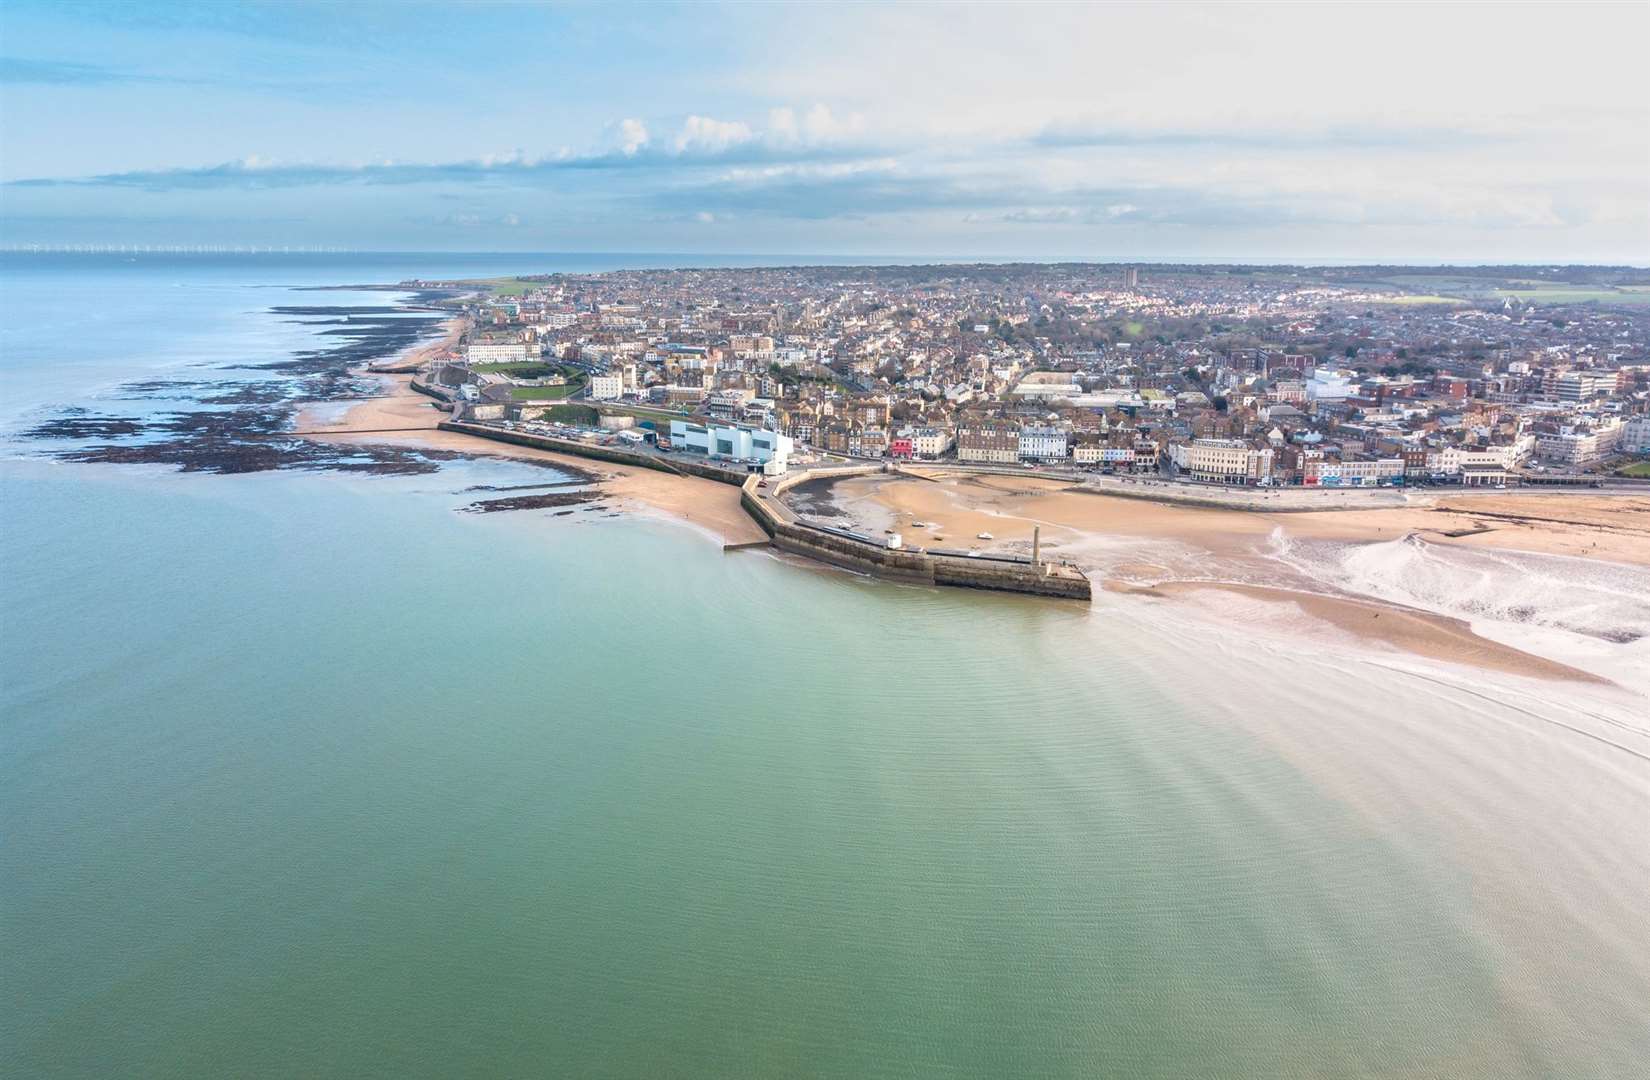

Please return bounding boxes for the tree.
[1344,345,1359,358]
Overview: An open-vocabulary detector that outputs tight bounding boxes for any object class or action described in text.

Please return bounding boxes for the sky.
[1,0,1646,262]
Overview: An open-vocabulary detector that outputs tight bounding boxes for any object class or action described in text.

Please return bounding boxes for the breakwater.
[744,470,1092,601]
[437,422,1091,600]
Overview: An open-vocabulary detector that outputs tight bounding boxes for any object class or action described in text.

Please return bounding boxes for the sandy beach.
[803,470,1650,684]
[296,374,766,546]
[815,470,1650,567]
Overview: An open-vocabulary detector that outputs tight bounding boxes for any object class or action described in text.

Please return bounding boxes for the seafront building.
[669,420,793,474]
[957,423,1020,464]
[1018,425,1071,462]
[1169,438,1277,484]
[464,341,534,364]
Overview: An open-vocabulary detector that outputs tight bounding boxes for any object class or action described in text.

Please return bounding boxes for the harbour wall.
[743,471,1092,601]
[435,421,1091,601]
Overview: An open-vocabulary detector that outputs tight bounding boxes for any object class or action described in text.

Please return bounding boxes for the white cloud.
[477,149,531,167]
[802,104,861,142]
[767,104,865,145]
[672,115,754,154]
[616,118,649,155]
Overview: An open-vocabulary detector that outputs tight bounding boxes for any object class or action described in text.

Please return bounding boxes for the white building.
[1622,415,1650,454]
[909,426,953,459]
[1553,370,1615,403]
[1170,438,1273,484]
[669,420,793,474]
[1430,437,1533,476]
[588,373,623,400]
[1018,425,1070,461]
[1307,369,1355,402]
[1066,390,1147,411]
[1537,418,1622,467]
[465,342,533,365]
[1011,376,1083,401]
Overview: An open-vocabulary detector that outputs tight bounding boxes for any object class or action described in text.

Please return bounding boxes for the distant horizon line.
[2,246,1646,270]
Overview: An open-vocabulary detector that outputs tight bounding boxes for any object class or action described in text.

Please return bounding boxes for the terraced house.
[957,422,1020,464]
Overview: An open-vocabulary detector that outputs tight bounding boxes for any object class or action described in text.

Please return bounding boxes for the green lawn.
[1371,274,1495,296]
[604,406,693,430]
[510,382,582,401]
[473,362,558,376]
[540,404,600,426]
[1492,287,1650,307]
[1615,461,1650,478]
[482,277,538,297]
[1354,274,1650,308]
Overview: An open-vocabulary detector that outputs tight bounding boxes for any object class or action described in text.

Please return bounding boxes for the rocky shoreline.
[17,289,469,476]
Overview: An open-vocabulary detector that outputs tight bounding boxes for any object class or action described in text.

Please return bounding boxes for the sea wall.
[410,379,454,403]
[893,462,1419,512]
[437,421,744,484]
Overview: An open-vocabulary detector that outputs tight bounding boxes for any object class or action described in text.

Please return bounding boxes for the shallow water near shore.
[4,255,1648,1078]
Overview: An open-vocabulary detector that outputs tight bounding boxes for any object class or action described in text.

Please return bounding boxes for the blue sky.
[2,0,1646,261]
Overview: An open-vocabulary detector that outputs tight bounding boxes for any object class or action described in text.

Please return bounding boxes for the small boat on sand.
[977,531,994,540]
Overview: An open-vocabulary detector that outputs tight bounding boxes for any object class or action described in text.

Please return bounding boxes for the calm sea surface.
[3,254,1647,1078]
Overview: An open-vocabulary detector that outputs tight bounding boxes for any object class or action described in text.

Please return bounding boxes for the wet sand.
[818,471,1650,683]
[1155,581,1608,684]
[297,375,766,546]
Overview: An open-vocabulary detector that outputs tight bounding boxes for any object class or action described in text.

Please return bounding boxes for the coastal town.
[406,263,1650,492]
[10,1,1650,1070]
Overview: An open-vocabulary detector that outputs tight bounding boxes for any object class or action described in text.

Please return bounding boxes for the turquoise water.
[3,256,1647,1078]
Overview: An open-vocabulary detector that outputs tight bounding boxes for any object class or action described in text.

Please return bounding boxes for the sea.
[3,253,1647,1079]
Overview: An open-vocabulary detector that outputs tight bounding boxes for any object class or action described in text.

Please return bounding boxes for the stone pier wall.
[742,473,1091,600]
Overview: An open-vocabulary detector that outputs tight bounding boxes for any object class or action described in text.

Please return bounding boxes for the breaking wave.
[1268,528,1650,647]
